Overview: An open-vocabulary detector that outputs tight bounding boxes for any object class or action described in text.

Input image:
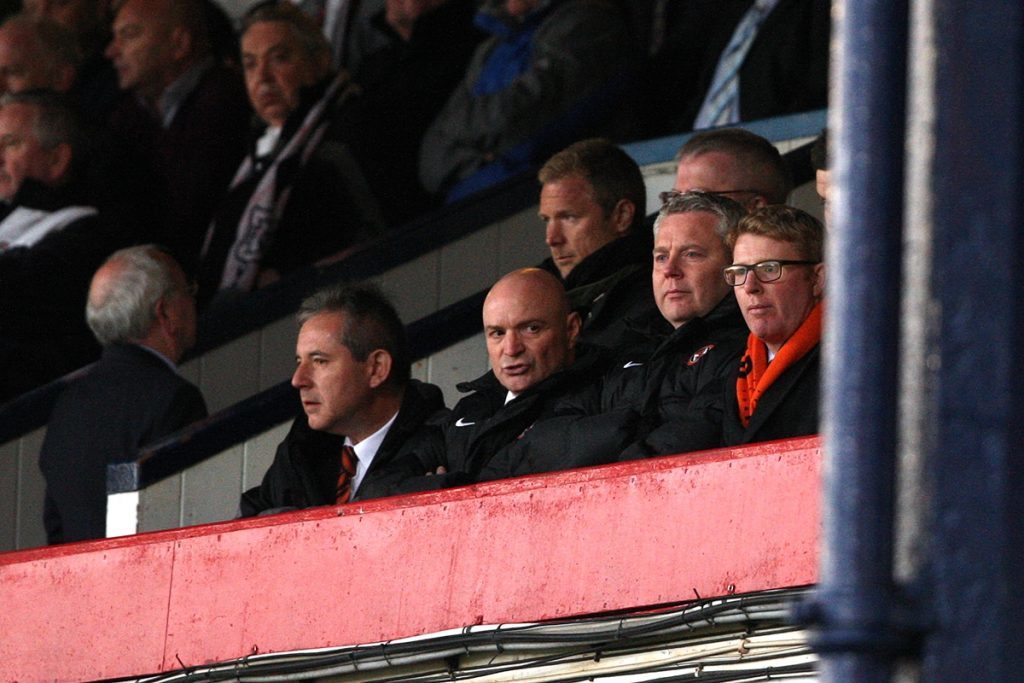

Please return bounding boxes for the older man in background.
[0,90,128,399]
[106,0,250,264]
[671,127,792,211]
[39,245,207,544]
[198,1,383,306]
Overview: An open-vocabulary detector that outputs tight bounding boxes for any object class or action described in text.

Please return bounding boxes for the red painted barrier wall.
[0,437,822,682]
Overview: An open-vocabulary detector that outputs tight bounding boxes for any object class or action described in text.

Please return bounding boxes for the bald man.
[106,0,249,264]
[39,245,207,544]
[359,268,607,496]
[669,128,792,212]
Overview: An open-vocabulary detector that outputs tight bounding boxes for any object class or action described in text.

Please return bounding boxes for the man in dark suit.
[38,245,208,544]
[105,0,250,265]
[239,282,446,515]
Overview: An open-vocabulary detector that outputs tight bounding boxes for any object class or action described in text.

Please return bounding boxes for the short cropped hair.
[87,245,181,346]
[676,128,792,204]
[241,0,331,64]
[298,282,411,388]
[726,206,825,263]
[810,128,829,171]
[538,138,646,233]
[654,190,747,255]
[0,89,81,153]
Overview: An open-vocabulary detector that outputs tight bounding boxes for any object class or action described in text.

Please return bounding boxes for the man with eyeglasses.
[671,128,791,211]
[723,204,823,441]
[625,204,824,455]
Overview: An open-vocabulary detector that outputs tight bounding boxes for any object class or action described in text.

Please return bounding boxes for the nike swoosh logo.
[455,418,476,427]
[623,361,644,369]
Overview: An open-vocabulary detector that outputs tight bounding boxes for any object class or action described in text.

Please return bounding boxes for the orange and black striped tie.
[335,445,357,504]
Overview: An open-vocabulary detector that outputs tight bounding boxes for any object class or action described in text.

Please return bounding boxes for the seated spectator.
[38,245,207,544]
[340,0,485,224]
[0,15,158,244]
[240,282,446,515]
[536,138,658,350]
[810,127,830,219]
[725,206,823,441]
[361,267,607,496]
[671,127,792,211]
[0,90,128,400]
[198,2,385,306]
[479,191,750,478]
[621,1,751,139]
[0,14,78,98]
[22,0,119,124]
[418,0,634,199]
[106,0,250,266]
[689,0,829,129]
[624,205,825,456]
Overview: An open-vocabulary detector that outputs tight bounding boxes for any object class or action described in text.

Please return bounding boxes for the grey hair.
[297,281,410,388]
[0,89,81,152]
[241,1,331,64]
[86,246,178,346]
[653,190,747,253]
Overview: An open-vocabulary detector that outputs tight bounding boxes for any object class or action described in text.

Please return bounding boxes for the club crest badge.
[687,344,716,366]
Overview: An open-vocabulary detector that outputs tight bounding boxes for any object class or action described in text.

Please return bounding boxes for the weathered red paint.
[0,437,822,682]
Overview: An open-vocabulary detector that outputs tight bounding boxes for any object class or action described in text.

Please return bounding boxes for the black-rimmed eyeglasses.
[723,260,819,286]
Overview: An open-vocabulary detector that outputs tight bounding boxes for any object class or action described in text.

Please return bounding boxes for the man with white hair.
[38,245,207,544]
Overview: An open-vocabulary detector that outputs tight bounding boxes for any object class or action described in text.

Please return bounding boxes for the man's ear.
[611,199,635,236]
[45,143,72,184]
[566,311,582,349]
[365,349,393,389]
[812,262,826,298]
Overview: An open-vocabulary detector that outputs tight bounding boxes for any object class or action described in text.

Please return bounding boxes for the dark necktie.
[336,445,357,504]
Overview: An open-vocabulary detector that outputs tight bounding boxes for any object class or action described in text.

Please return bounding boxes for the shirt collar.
[157,56,215,128]
[345,410,399,463]
[134,343,179,373]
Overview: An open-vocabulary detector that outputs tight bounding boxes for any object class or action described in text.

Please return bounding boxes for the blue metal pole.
[911,0,1024,679]
[809,0,909,679]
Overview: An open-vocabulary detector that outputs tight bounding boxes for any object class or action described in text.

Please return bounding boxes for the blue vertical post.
[912,0,1024,679]
[812,0,908,680]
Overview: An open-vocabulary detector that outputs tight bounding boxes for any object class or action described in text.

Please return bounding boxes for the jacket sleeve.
[239,436,294,517]
[619,377,726,460]
[478,406,640,480]
[355,417,452,499]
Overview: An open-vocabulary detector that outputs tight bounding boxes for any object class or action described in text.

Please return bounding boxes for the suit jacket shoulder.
[723,344,820,445]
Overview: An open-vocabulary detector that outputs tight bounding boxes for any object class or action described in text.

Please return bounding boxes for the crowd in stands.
[0,0,827,403]
[0,0,829,542]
